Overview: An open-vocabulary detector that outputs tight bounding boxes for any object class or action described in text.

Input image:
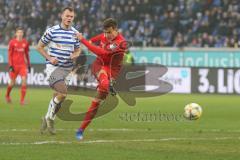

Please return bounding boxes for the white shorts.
[46,64,72,86]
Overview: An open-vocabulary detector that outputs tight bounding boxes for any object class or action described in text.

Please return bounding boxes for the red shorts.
[9,65,27,79]
[91,62,121,80]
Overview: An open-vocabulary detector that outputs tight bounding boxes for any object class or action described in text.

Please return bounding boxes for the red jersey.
[82,33,126,66]
[81,33,127,78]
[8,38,30,67]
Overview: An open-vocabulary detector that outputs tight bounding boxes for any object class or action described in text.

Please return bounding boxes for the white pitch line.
[0,137,240,145]
[0,128,147,132]
[0,128,240,133]
[83,137,240,143]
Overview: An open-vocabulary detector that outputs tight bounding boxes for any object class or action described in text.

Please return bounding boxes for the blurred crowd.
[0,0,240,47]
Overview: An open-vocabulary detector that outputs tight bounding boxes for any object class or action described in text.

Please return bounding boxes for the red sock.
[80,101,100,131]
[6,85,13,97]
[20,85,27,102]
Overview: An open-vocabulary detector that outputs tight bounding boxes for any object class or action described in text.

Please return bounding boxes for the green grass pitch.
[0,88,239,160]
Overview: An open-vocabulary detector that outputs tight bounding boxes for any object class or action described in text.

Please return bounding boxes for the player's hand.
[70,53,79,60]
[76,32,83,41]
[49,57,58,65]
[28,66,31,73]
[9,66,14,72]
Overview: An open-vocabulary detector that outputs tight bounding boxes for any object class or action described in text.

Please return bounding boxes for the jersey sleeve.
[81,38,126,56]
[40,28,53,45]
[90,34,103,43]
[8,40,14,66]
[81,38,109,56]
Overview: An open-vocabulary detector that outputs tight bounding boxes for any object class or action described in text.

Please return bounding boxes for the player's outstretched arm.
[89,34,102,44]
[36,41,58,65]
[76,33,109,56]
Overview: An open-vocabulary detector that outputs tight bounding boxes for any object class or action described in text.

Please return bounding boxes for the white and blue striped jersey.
[41,25,80,68]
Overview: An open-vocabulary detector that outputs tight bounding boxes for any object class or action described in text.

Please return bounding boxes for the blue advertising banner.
[0,46,45,64]
[131,48,239,68]
[1,46,240,68]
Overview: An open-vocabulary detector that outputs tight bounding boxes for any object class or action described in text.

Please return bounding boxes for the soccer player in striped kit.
[37,7,81,134]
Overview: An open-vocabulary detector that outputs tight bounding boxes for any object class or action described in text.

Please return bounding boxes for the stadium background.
[0,0,240,160]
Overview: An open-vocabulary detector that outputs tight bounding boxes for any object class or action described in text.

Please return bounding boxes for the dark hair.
[62,7,74,13]
[103,18,118,29]
[16,27,24,32]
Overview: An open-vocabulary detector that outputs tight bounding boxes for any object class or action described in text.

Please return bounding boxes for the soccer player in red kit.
[75,18,127,140]
[5,28,30,105]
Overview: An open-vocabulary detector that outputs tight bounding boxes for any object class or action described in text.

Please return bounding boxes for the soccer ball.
[184,103,202,120]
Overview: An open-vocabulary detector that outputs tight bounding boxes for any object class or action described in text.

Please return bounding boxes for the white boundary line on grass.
[0,137,240,145]
[0,128,148,132]
[0,128,240,133]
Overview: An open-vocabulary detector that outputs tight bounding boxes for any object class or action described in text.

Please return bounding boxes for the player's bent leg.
[42,94,62,135]
[44,97,65,135]
[76,98,102,140]
[76,71,110,140]
[47,80,67,119]
[42,80,67,135]
[41,64,71,135]
[76,90,109,140]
